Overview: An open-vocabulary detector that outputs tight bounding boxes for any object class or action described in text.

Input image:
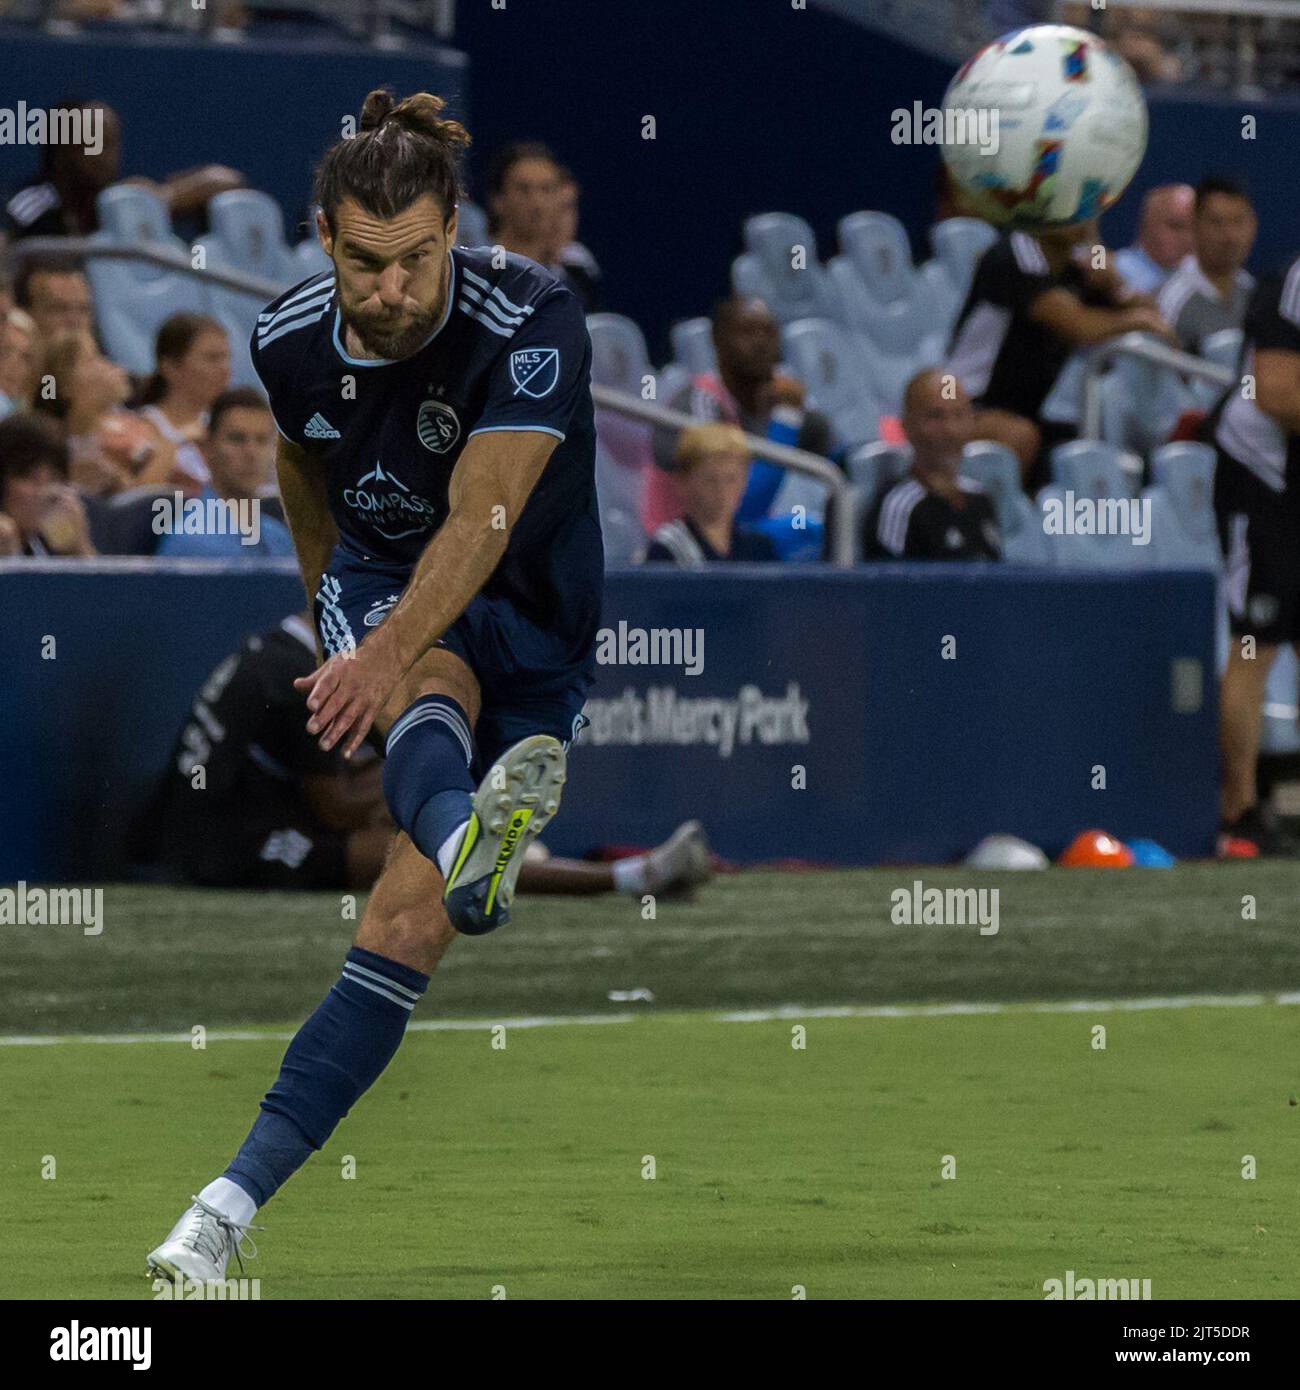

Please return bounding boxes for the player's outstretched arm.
[297,428,556,757]
[276,436,338,618]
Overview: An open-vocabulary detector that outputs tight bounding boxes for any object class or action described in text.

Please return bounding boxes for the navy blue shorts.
[314,544,593,771]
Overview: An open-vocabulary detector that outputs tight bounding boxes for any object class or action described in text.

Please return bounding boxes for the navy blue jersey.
[249,247,602,652]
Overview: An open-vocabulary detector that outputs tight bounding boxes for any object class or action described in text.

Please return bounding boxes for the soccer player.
[147,88,603,1280]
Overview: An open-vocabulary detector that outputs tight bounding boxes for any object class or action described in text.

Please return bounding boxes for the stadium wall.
[0,22,470,246]
[0,562,1218,883]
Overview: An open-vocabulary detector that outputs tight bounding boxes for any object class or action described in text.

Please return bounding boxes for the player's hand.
[294,645,401,759]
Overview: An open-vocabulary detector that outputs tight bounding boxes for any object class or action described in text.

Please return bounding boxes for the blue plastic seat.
[742,212,840,324]
[199,189,298,284]
[1261,647,1300,754]
[669,317,717,376]
[1140,442,1220,572]
[844,440,911,502]
[930,217,998,300]
[780,318,882,448]
[1192,327,1242,410]
[1050,438,1140,498]
[828,257,944,372]
[960,440,1051,564]
[455,199,489,248]
[587,313,653,395]
[86,185,209,373]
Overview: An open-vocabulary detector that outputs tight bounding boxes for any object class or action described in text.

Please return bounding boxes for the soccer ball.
[940,24,1148,229]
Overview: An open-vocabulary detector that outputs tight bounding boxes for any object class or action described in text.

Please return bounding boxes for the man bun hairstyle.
[315,88,471,234]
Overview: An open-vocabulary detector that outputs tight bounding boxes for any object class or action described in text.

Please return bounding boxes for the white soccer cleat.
[146,1197,262,1283]
[443,734,567,935]
[643,819,714,897]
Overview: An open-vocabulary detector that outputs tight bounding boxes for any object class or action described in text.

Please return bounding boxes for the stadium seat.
[780,318,883,448]
[844,440,910,503]
[835,212,915,301]
[741,212,841,323]
[82,485,169,556]
[916,257,963,339]
[199,189,299,285]
[1050,438,1141,499]
[1192,327,1242,410]
[292,237,332,279]
[595,435,651,566]
[653,361,692,409]
[1261,646,1300,755]
[1098,349,1194,452]
[730,251,773,303]
[586,313,658,553]
[1140,442,1220,572]
[87,185,210,374]
[1039,351,1087,428]
[669,317,717,376]
[192,190,302,389]
[586,313,652,395]
[929,217,998,301]
[827,256,944,380]
[960,440,1051,564]
[455,199,490,248]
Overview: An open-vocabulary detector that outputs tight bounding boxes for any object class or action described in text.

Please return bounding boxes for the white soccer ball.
[940,24,1148,228]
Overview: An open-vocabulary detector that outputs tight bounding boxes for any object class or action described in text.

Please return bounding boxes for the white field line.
[1,992,1299,1047]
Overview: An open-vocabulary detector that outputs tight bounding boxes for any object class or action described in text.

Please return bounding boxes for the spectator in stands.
[15,254,94,341]
[1208,252,1300,856]
[1114,184,1195,295]
[485,141,561,267]
[948,223,1174,488]
[2,98,244,242]
[32,329,171,495]
[863,370,999,561]
[650,295,835,545]
[642,423,778,565]
[0,412,96,557]
[0,307,39,419]
[154,387,293,558]
[1157,177,1257,355]
[136,312,232,493]
[543,167,603,312]
[1099,6,1185,86]
[141,613,393,890]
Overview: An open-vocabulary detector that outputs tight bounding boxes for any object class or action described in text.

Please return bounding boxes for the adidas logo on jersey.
[304,412,341,440]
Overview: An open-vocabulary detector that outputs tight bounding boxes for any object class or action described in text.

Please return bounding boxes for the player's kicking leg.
[146,648,570,1280]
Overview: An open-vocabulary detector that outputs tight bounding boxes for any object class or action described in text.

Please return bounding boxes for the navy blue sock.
[223,947,429,1207]
[381,694,476,867]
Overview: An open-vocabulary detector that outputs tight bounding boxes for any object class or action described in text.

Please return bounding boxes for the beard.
[340,300,443,360]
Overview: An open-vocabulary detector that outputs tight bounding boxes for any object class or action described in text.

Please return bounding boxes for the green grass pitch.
[2,865,1299,1299]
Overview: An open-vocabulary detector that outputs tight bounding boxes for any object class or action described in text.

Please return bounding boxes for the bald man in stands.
[1115,184,1195,296]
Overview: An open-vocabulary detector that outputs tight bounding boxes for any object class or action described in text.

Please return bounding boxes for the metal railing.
[1080,332,1236,439]
[8,235,287,300]
[590,385,857,566]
